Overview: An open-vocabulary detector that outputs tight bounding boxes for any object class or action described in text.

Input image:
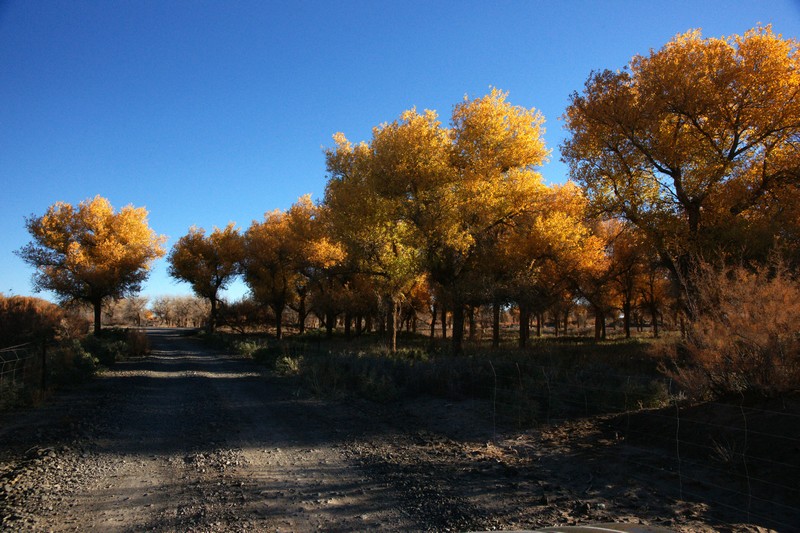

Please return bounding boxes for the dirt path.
[0,329,777,532]
[0,329,414,532]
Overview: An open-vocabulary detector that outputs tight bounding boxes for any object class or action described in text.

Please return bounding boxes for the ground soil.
[0,328,790,532]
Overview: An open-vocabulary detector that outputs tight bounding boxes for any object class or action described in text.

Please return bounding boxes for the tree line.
[18,27,800,363]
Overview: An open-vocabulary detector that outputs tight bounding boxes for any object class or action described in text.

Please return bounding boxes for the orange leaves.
[168,222,244,300]
[563,25,800,277]
[17,196,165,332]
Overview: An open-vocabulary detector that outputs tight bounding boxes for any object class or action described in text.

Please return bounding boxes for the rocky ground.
[0,329,784,532]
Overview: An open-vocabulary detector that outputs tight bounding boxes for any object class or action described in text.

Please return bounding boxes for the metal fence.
[0,343,45,407]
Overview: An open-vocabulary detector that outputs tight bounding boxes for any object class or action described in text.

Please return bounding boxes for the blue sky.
[2,0,799,303]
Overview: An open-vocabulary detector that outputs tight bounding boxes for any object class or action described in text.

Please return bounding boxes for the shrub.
[81,333,127,365]
[665,258,800,398]
[126,329,150,356]
[0,295,64,346]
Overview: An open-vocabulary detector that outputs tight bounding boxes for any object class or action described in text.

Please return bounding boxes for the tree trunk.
[387,298,398,353]
[536,313,542,337]
[208,297,218,333]
[325,311,335,337]
[518,303,530,348]
[594,310,603,341]
[451,304,465,356]
[650,304,659,338]
[441,306,447,340]
[355,315,363,336]
[272,302,285,340]
[297,294,306,334]
[468,306,476,342]
[429,304,437,341]
[492,301,500,348]
[622,299,631,339]
[554,311,559,337]
[344,312,352,338]
[564,309,569,336]
[93,300,103,336]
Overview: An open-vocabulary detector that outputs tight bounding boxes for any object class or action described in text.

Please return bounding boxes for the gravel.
[0,328,763,532]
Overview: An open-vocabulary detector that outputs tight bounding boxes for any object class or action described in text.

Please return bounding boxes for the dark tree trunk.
[387,299,398,353]
[441,306,447,340]
[344,312,352,338]
[93,300,102,336]
[564,309,569,335]
[208,297,218,333]
[272,302,285,340]
[651,304,659,338]
[536,313,542,337]
[430,304,437,340]
[355,315,363,336]
[594,310,603,341]
[519,303,530,348]
[297,294,306,334]
[451,304,465,356]
[492,301,500,348]
[325,311,335,337]
[468,306,476,342]
[554,311,559,337]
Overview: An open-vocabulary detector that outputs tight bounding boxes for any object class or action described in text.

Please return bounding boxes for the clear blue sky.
[2,0,799,303]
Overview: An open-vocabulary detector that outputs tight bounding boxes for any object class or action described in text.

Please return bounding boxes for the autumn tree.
[280,197,346,335]
[168,223,244,332]
[562,26,800,305]
[324,109,446,351]
[243,197,327,339]
[324,89,549,354]
[17,196,165,335]
[500,182,605,345]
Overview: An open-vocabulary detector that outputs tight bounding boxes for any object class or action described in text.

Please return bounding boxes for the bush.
[0,295,65,346]
[126,329,150,356]
[51,339,99,384]
[81,335,127,365]
[665,258,800,399]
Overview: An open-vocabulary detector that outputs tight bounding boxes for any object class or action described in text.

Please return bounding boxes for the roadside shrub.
[81,334,127,365]
[275,355,304,376]
[665,258,800,399]
[0,295,64,346]
[51,339,99,384]
[234,340,261,357]
[126,329,150,356]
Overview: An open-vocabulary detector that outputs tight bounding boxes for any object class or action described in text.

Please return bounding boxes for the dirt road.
[0,328,755,531]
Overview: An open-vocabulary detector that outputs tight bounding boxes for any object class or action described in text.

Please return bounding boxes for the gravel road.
[0,328,753,532]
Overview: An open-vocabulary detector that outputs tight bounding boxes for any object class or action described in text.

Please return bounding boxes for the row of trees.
[167,90,676,353]
[167,26,799,355]
[18,27,798,360]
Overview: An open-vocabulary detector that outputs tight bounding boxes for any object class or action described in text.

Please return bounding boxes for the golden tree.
[243,196,335,338]
[17,196,165,335]
[562,26,800,300]
[168,223,244,332]
[324,110,446,351]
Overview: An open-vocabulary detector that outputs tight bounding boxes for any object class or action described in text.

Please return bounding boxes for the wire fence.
[482,359,800,532]
[0,342,47,407]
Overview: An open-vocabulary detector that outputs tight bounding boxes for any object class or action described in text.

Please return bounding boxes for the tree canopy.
[17,196,165,334]
[168,223,244,332]
[562,26,800,291]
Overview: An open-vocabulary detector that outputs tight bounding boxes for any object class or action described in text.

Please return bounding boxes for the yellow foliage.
[19,196,165,306]
[563,25,800,274]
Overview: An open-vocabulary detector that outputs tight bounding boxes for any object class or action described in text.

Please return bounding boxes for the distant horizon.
[3,1,798,303]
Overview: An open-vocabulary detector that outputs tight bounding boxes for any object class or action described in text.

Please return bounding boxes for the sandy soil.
[0,328,784,532]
